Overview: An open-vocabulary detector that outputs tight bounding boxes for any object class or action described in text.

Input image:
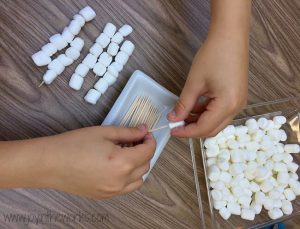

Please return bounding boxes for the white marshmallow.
[231,149,243,163]
[73,14,85,27]
[82,54,97,69]
[245,118,259,133]
[211,189,223,201]
[280,129,287,141]
[32,51,51,66]
[41,43,57,56]
[218,149,230,161]
[258,117,268,129]
[227,139,239,149]
[267,129,282,141]
[210,181,225,190]
[231,187,244,197]
[273,199,282,208]
[222,125,235,136]
[227,202,241,215]
[290,173,299,181]
[65,47,80,60]
[115,51,129,65]
[61,27,75,43]
[219,171,231,183]
[107,65,119,78]
[69,73,84,91]
[207,158,217,167]
[284,144,300,154]
[120,40,135,55]
[213,200,226,210]
[237,134,251,143]
[93,62,106,76]
[251,129,264,142]
[281,200,293,215]
[205,146,219,157]
[103,23,117,38]
[89,43,103,57]
[287,162,298,173]
[260,180,274,193]
[111,32,124,44]
[119,24,133,36]
[245,150,256,161]
[256,151,267,165]
[272,153,285,162]
[57,54,73,66]
[273,116,287,125]
[204,138,217,148]
[263,198,274,210]
[273,162,288,172]
[110,62,123,72]
[235,126,248,136]
[107,42,119,56]
[43,69,57,85]
[79,6,96,22]
[217,159,229,171]
[98,52,112,67]
[208,165,221,182]
[96,33,110,48]
[68,20,81,35]
[94,78,109,94]
[247,161,258,172]
[269,190,281,199]
[48,59,65,75]
[217,136,227,145]
[255,191,265,204]
[238,196,251,208]
[283,153,293,164]
[277,172,289,185]
[284,188,296,201]
[229,163,244,176]
[75,63,89,77]
[268,208,283,220]
[260,139,273,150]
[84,89,101,105]
[70,37,84,51]
[103,72,117,86]
[219,207,231,220]
[250,181,260,192]
[169,121,185,129]
[241,208,255,221]
[49,34,68,50]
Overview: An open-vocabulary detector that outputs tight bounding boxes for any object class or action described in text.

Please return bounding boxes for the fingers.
[121,179,144,194]
[104,125,148,144]
[168,80,206,122]
[129,162,150,183]
[171,98,234,138]
[122,133,156,167]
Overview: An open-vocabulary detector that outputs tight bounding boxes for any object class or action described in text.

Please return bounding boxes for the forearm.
[0,137,55,189]
[208,0,251,43]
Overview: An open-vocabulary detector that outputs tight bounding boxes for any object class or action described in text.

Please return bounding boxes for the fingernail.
[138,124,147,131]
[168,110,176,119]
[145,133,153,139]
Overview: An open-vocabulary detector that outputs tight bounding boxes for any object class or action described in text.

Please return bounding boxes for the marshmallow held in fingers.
[82,54,97,69]
[111,32,124,44]
[75,63,89,77]
[96,33,110,48]
[120,40,135,55]
[93,62,106,76]
[119,24,133,36]
[84,89,101,104]
[69,73,84,91]
[103,23,117,38]
[79,6,96,22]
[32,51,51,66]
[41,43,57,56]
[49,34,68,51]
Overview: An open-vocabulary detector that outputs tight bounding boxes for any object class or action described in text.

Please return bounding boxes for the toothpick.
[38,81,45,87]
[149,125,169,132]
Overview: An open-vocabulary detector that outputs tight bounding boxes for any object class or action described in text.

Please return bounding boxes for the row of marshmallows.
[67,23,135,105]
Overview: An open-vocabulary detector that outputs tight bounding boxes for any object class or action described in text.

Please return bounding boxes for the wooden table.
[0,0,299,228]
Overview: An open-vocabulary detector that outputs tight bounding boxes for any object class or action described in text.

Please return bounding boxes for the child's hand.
[44,125,156,199]
[168,35,248,138]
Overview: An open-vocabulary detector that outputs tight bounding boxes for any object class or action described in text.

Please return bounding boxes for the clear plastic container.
[190,97,300,229]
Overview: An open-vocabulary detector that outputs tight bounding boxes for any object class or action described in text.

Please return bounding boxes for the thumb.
[168,81,203,122]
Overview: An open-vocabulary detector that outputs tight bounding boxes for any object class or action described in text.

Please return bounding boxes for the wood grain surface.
[0,0,299,228]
